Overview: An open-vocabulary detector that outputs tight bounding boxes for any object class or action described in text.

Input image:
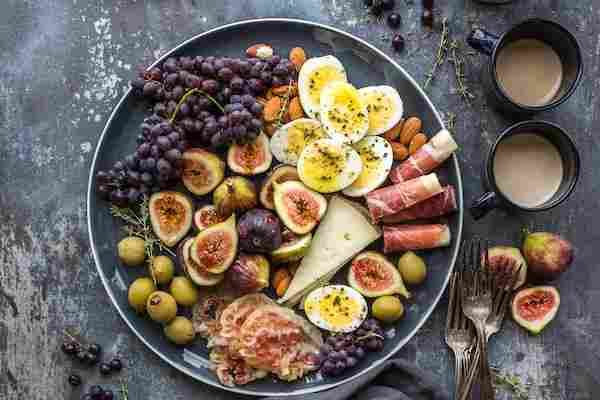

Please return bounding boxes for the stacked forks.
[445,239,521,400]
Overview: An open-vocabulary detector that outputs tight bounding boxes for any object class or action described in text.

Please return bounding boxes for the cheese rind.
[279,196,381,306]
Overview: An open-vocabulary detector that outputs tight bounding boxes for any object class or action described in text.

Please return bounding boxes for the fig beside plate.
[190,214,238,274]
[483,246,527,289]
[149,191,193,247]
[522,232,574,282]
[511,285,560,335]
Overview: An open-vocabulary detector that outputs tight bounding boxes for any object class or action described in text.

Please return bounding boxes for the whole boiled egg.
[320,81,369,144]
[297,138,363,193]
[304,285,368,333]
[270,118,328,166]
[298,55,347,120]
[358,86,404,135]
[343,136,393,197]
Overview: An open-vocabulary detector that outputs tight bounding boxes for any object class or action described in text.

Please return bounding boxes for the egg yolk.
[352,144,384,188]
[286,124,325,158]
[324,84,368,138]
[302,142,347,190]
[305,288,362,329]
[363,91,395,131]
[307,66,345,109]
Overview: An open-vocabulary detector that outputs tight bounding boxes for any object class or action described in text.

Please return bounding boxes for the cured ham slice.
[238,305,323,381]
[382,185,457,223]
[389,129,458,183]
[366,173,443,223]
[383,224,451,253]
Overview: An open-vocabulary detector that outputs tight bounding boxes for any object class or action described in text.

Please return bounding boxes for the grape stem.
[169,88,225,123]
[355,332,385,341]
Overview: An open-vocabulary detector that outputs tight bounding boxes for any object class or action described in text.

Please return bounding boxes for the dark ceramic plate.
[87,18,463,396]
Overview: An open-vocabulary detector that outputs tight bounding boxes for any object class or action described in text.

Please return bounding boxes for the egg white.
[304,285,368,333]
[343,136,393,197]
[297,138,363,193]
[270,118,328,166]
[358,85,404,135]
[320,81,369,144]
[298,55,347,120]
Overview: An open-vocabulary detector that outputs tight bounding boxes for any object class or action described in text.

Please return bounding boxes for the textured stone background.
[1,0,599,399]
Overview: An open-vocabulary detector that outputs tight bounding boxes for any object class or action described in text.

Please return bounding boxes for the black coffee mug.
[470,120,580,219]
[467,19,583,115]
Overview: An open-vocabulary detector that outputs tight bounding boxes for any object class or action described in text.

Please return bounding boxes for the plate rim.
[86,17,464,396]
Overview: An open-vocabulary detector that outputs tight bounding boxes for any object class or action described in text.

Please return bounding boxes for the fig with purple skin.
[482,246,527,289]
[522,232,574,282]
[226,254,270,294]
[238,209,283,253]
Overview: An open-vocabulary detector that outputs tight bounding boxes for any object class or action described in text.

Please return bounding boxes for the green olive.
[372,296,404,323]
[149,255,175,285]
[164,316,196,345]
[397,251,427,285]
[146,291,177,323]
[170,276,199,307]
[128,277,157,313]
[118,237,146,266]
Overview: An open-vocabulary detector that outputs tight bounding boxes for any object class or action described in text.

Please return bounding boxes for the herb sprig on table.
[491,366,530,399]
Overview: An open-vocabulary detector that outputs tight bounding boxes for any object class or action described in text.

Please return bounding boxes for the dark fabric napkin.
[264,358,450,400]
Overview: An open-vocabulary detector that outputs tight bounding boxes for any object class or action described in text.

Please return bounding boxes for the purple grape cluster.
[130,53,296,146]
[318,319,385,377]
[95,115,188,206]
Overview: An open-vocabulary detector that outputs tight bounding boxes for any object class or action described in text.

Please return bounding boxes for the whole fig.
[522,232,573,282]
[238,209,282,253]
[227,254,270,294]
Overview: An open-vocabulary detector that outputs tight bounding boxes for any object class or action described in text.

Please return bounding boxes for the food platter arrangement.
[87,19,463,395]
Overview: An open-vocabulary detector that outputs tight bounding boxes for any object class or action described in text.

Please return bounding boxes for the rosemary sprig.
[491,367,530,399]
[169,88,225,123]
[423,17,450,90]
[120,380,130,400]
[275,80,294,128]
[449,40,475,106]
[446,112,456,134]
[110,196,175,283]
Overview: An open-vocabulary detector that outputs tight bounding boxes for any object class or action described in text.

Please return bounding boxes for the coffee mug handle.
[467,28,499,56]
[470,191,500,220]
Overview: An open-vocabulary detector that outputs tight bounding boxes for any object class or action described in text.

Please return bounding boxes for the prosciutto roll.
[382,185,457,223]
[383,224,451,253]
[366,173,443,223]
[390,129,458,183]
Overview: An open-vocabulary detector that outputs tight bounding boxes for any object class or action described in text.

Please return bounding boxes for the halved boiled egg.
[297,138,363,193]
[358,86,404,135]
[298,55,347,120]
[270,118,328,166]
[320,81,369,144]
[304,285,368,333]
[343,136,393,197]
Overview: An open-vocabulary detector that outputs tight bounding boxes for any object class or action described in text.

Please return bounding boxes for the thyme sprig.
[120,380,130,400]
[423,17,450,90]
[491,366,530,399]
[446,112,456,134]
[110,196,175,283]
[275,80,295,128]
[449,40,475,106]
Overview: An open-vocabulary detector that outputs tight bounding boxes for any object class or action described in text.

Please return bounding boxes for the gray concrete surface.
[1,0,599,399]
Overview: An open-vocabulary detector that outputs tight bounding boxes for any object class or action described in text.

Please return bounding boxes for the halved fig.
[238,209,283,253]
[273,181,327,234]
[149,191,193,247]
[511,286,560,335]
[177,237,224,286]
[482,246,528,289]
[348,251,411,298]
[213,176,258,218]
[182,148,225,196]
[259,165,300,210]
[227,133,273,175]
[270,229,312,265]
[226,253,270,294]
[190,214,238,274]
[193,205,225,231]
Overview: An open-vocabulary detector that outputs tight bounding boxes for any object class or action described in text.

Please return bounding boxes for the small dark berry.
[103,390,114,400]
[68,374,82,387]
[85,352,99,365]
[76,350,88,362]
[99,362,112,376]
[387,13,402,29]
[89,385,103,396]
[62,342,77,355]
[88,343,102,355]
[109,358,123,372]
[381,0,395,10]
[392,34,405,52]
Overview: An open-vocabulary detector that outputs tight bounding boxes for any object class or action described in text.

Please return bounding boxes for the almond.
[272,81,298,97]
[400,117,422,145]
[265,88,274,100]
[383,119,405,142]
[246,43,271,58]
[276,275,291,297]
[256,96,268,105]
[263,97,282,122]
[390,142,409,161]
[264,123,278,137]
[289,47,307,71]
[409,133,428,155]
[288,97,305,120]
[272,268,290,289]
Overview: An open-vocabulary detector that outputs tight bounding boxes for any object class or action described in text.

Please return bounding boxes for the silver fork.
[459,239,493,400]
[445,271,475,399]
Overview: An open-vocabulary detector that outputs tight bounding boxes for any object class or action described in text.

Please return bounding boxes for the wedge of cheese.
[279,196,381,307]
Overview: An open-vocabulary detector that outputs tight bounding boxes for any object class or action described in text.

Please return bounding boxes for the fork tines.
[459,238,492,296]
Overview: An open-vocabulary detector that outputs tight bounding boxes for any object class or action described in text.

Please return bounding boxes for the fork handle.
[476,323,494,400]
